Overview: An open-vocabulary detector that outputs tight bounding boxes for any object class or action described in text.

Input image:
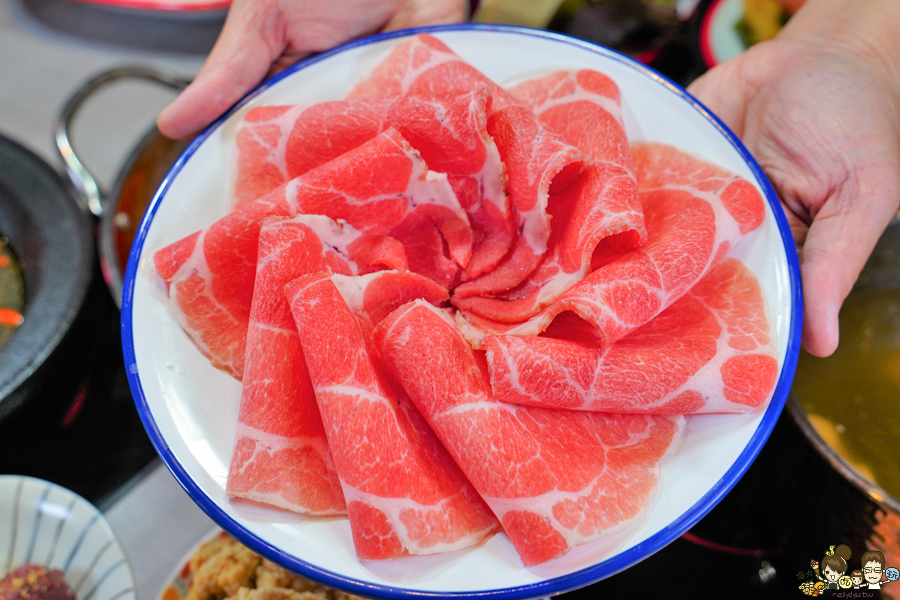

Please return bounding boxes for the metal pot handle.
[54,66,191,217]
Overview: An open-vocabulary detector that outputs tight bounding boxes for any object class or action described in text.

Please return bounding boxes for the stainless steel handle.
[54,66,191,217]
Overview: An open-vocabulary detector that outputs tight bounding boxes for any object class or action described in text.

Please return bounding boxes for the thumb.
[157,0,290,139]
[687,60,752,138]
[797,174,899,357]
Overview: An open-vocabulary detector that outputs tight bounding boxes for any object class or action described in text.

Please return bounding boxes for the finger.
[157,0,287,139]
[383,0,466,30]
[798,171,900,357]
[268,51,312,78]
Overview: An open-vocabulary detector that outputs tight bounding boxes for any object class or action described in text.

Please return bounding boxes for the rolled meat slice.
[451,106,584,298]
[349,34,592,295]
[286,274,498,560]
[229,214,405,515]
[153,129,470,379]
[453,70,646,319]
[234,91,510,279]
[458,142,766,348]
[347,34,516,108]
[330,270,449,325]
[386,90,511,280]
[375,300,682,566]
[487,258,778,414]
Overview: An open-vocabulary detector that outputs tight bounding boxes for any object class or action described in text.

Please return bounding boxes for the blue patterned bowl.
[0,475,136,600]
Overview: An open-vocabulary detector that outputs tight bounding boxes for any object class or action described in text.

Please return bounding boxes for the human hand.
[688,0,900,357]
[157,0,466,139]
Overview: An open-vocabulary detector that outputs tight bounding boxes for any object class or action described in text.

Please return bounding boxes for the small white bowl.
[123,23,802,600]
[0,475,136,600]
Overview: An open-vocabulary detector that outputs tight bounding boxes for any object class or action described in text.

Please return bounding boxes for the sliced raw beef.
[349,34,595,294]
[153,193,291,377]
[347,34,516,108]
[386,90,511,279]
[154,128,470,378]
[487,258,778,414]
[228,215,404,514]
[451,106,584,298]
[233,99,392,208]
[453,70,646,319]
[457,142,766,347]
[286,274,498,560]
[375,300,682,566]
[331,270,449,325]
[509,70,629,168]
[234,91,510,277]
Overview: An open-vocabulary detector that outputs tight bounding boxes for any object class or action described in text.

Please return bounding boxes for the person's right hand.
[688,0,900,357]
[157,0,466,139]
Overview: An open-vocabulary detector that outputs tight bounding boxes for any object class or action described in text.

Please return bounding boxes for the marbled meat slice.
[286,274,498,560]
[457,142,766,347]
[350,34,590,294]
[153,192,290,378]
[153,129,469,378]
[233,99,392,208]
[386,90,511,279]
[347,34,516,108]
[331,270,449,325]
[228,215,400,514]
[453,70,646,319]
[234,92,509,278]
[487,258,778,414]
[375,300,683,566]
[452,106,584,298]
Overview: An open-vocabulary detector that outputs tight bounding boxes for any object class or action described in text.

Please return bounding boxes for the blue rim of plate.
[122,22,802,600]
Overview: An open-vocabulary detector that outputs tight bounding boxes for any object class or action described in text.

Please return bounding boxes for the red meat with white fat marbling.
[487,258,778,414]
[455,142,766,349]
[375,300,682,566]
[233,91,510,280]
[349,34,595,296]
[286,274,498,560]
[453,70,646,321]
[153,128,470,379]
[330,270,450,325]
[233,99,393,208]
[227,214,408,514]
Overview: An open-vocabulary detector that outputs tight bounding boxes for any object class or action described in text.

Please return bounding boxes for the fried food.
[185,535,262,600]
[183,534,361,600]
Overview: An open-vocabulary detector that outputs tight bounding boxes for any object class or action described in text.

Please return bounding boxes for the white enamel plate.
[123,24,802,600]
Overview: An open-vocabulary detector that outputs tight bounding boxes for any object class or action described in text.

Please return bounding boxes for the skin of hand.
[156,0,466,139]
[688,0,900,357]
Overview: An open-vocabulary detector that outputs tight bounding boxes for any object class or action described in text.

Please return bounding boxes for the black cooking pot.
[0,67,190,419]
[0,136,94,419]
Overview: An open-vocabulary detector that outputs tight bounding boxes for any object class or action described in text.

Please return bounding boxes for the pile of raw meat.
[153,34,778,567]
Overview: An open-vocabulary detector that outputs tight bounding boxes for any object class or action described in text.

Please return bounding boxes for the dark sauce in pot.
[0,236,25,349]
